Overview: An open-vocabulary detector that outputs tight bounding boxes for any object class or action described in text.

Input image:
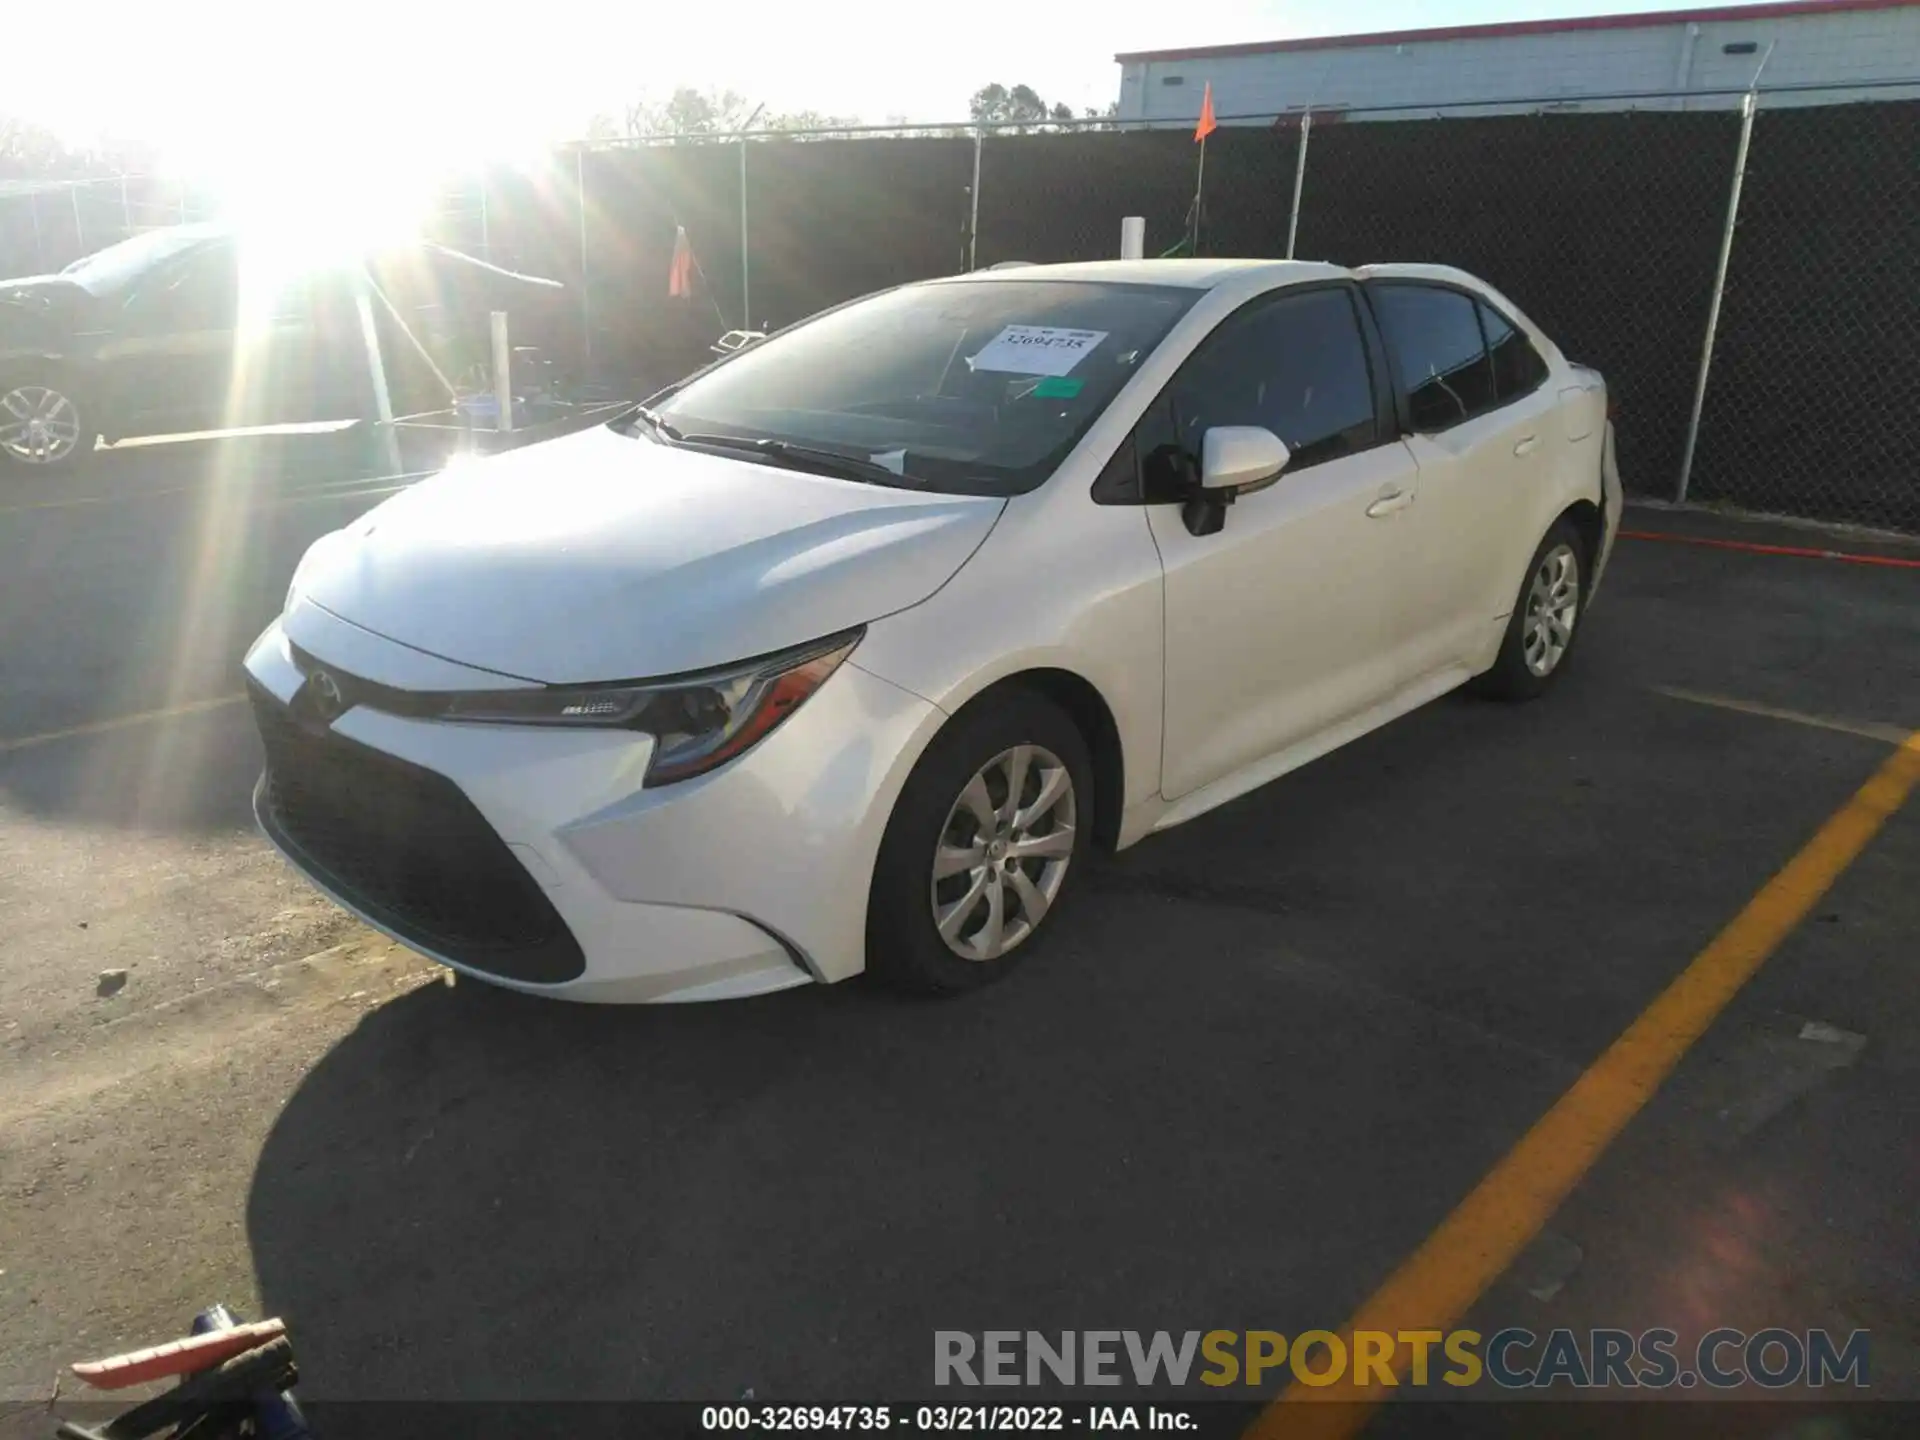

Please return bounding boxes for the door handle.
[1513,435,1541,457]
[1366,488,1414,519]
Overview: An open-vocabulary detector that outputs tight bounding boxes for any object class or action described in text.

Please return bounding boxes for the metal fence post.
[576,148,592,368]
[351,269,403,476]
[27,192,43,272]
[968,126,983,271]
[119,175,132,240]
[739,138,752,329]
[1676,89,1758,503]
[1287,110,1313,259]
[478,173,491,262]
[491,311,514,433]
[70,184,85,259]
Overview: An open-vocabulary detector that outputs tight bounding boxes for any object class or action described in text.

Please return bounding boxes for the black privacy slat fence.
[4,86,1917,530]
[1292,110,1741,508]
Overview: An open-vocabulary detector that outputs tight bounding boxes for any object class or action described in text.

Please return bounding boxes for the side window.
[128,245,239,331]
[1480,301,1550,402]
[1370,284,1497,432]
[1166,287,1378,473]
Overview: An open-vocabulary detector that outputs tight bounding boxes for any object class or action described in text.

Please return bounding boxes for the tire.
[0,375,94,471]
[1471,518,1589,702]
[866,688,1093,994]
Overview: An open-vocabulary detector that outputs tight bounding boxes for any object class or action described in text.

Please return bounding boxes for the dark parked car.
[0,223,565,469]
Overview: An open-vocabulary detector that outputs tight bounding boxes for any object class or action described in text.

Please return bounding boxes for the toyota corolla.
[244,258,1623,1002]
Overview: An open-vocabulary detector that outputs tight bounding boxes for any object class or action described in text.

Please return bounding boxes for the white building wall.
[1116,4,1920,123]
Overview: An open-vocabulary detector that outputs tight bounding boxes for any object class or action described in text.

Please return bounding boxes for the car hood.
[0,275,89,339]
[293,423,1006,683]
[0,274,80,301]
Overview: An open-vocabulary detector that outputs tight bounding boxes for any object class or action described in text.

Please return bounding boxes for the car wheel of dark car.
[0,378,92,469]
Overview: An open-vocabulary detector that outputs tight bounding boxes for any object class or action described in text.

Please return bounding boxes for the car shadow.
[240,870,1565,1405]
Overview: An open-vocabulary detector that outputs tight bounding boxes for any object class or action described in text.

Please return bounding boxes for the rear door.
[242,266,367,425]
[1364,281,1559,685]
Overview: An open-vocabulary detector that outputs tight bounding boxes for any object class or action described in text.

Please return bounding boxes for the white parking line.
[1653,685,1911,747]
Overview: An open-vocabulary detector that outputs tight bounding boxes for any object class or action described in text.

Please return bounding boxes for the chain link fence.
[1291,105,1741,511]
[552,87,1918,531]
[1682,93,1920,530]
[0,174,217,272]
[4,84,1916,530]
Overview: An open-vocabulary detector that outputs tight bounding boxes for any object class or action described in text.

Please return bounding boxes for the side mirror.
[1184,426,1290,536]
[1200,426,1291,495]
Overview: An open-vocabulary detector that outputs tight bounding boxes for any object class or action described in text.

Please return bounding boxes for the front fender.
[852,493,1167,839]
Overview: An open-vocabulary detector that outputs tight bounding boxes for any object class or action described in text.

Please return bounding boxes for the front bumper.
[243,604,942,1002]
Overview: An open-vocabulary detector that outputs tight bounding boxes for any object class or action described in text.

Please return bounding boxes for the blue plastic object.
[190,1305,312,1439]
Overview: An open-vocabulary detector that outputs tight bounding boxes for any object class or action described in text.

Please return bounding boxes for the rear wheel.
[0,380,91,469]
[1471,519,1587,701]
[866,690,1091,994]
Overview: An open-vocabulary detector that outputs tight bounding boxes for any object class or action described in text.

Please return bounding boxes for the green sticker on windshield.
[1033,376,1085,399]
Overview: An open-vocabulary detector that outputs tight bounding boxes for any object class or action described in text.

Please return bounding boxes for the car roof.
[931,258,1353,290]
[1354,261,1491,289]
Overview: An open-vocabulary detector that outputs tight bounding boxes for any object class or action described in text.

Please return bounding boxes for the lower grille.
[250,680,585,984]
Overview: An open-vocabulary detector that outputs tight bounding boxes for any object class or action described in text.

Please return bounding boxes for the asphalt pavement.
[1,436,1917,1438]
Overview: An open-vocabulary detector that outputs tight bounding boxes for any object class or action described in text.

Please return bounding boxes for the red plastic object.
[70,1319,287,1390]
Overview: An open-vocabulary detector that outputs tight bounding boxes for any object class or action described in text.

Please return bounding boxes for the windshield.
[59,228,215,295]
[649,279,1200,495]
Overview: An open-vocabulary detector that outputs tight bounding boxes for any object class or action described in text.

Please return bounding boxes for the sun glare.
[221,162,436,277]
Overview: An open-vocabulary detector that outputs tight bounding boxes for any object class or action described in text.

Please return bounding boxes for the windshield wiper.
[674,433,916,487]
[611,404,683,443]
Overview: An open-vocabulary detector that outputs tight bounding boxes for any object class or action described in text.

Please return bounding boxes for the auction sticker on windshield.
[970,326,1108,377]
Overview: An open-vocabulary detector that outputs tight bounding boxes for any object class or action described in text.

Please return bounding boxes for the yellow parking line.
[0,694,246,755]
[1250,730,1920,1440]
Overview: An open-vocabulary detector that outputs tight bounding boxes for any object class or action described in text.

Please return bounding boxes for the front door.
[1145,285,1416,801]
[96,240,242,438]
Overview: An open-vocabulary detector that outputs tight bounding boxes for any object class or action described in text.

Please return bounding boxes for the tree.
[624,87,761,138]
[0,116,153,180]
[764,110,864,138]
[969,85,1103,133]
[613,90,863,140]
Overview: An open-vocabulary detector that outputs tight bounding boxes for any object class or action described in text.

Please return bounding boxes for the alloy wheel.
[0,385,83,464]
[1523,542,1581,677]
[929,743,1077,962]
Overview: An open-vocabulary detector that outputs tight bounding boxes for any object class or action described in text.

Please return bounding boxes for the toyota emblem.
[308,670,345,720]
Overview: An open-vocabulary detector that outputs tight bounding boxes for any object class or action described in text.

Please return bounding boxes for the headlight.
[440,630,862,787]
[286,530,346,612]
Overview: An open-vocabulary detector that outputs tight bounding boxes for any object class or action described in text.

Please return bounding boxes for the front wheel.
[0,381,92,469]
[866,689,1091,994]
[1471,519,1587,702]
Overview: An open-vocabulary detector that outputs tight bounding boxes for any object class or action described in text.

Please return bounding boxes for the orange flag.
[1194,81,1217,142]
[667,225,694,298]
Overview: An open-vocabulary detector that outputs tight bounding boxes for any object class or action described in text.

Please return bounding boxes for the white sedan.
[244,259,1623,1002]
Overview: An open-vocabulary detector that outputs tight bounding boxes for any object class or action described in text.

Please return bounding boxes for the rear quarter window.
[1480,301,1551,402]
